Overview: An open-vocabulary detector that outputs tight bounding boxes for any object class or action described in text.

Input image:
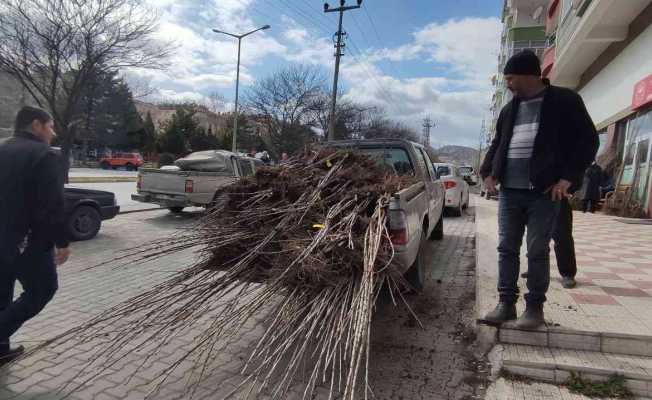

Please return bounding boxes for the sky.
[129,0,504,148]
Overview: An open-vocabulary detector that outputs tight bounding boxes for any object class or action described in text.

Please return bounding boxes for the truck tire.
[67,205,102,241]
[125,163,136,171]
[405,229,427,292]
[429,212,444,241]
[101,161,111,170]
[168,207,184,213]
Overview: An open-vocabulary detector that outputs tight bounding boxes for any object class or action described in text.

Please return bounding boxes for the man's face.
[32,119,56,144]
[504,74,526,98]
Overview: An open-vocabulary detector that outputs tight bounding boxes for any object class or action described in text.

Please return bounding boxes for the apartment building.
[545,0,652,215]
[489,0,549,140]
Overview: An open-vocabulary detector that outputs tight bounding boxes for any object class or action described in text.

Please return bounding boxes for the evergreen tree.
[141,112,158,154]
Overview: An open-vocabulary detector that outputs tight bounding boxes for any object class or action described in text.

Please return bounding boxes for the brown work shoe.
[480,302,516,326]
[561,277,577,289]
[515,304,545,330]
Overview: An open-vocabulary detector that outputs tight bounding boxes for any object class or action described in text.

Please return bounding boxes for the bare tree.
[245,65,326,156]
[0,0,171,177]
[124,74,158,100]
[309,93,377,140]
[207,91,225,114]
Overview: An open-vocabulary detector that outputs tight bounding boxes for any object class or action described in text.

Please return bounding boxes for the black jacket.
[0,131,69,262]
[580,163,603,201]
[480,85,599,192]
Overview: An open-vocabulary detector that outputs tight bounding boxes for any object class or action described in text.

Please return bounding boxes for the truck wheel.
[125,163,136,171]
[168,207,184,213]
[429,212,444,241]
[100,161,111,170]
[405,229,427,292]
[67,205,102,241]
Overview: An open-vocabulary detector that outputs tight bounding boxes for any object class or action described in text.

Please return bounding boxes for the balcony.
[551,0,651,88]
[541,45,556,77]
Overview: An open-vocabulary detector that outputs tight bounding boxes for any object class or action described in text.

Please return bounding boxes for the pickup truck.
[64,187,120,240]
[131,150,263,213]
[324,139,446,290]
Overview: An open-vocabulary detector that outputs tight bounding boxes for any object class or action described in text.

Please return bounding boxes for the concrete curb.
[118,207,162,215]
[474,195,500,354]
[68,177,138,183]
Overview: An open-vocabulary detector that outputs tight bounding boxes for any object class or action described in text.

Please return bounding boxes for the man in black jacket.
[0,106,71,365]
[480,51,598,329]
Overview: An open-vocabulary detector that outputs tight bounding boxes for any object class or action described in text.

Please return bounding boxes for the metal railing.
[498,39,548,69]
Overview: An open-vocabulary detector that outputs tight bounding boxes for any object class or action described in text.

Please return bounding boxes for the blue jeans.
[0,246,58,353]
[498,189,560,305]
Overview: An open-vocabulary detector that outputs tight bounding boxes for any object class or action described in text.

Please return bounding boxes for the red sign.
[632,74,652,110]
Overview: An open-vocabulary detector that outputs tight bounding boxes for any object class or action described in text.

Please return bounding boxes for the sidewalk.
[476,196,652,397]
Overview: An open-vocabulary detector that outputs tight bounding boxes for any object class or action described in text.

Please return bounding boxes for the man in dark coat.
[580,162,603,213]
[0,106,71,366]
[480,50,598,329]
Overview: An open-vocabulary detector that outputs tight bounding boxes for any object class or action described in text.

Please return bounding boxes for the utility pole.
[477,118,486,174]
[325,0,362,141]
[422,117,433,147]
[213,25,271,153]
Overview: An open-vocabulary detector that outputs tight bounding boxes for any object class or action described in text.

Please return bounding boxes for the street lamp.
[212,25,271,154]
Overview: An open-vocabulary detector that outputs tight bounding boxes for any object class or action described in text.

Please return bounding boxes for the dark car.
[64,188,120,240]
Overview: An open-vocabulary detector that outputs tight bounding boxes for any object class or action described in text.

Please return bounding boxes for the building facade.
[490,0,549,139]
[0,71,30,138]
[545,0,652,215]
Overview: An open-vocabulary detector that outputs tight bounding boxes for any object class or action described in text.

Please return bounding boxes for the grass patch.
[566,372,634,399]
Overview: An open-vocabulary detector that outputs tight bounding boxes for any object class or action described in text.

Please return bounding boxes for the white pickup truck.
[325,139,446,290]
[131,150,263,213]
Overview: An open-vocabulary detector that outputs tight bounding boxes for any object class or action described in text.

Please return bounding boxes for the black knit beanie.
[503,50,541,76]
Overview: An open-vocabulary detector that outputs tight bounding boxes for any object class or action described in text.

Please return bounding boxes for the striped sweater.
[501,92,545,189]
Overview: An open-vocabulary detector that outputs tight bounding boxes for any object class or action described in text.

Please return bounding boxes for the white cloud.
[374,17,501,85]
[132,0,286,102]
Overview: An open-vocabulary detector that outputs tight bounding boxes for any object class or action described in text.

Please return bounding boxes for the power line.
[324,0,362,141]
[251,0,399,119]
[362,2,383,45]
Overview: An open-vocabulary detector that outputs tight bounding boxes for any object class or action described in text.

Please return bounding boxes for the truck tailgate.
[137,168,238,206]
[139,169,190,195]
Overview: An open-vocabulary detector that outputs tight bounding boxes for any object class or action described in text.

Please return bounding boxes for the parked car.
[324,139,445,291]
[132,150,263,213]
[99,152,144,171]
[458,165,479,186]
[64,188,120,240]
[433,163,469,216]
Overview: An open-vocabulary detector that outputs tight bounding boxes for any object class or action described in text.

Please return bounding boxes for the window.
[357,148,414,176]
[238,159,254,176]
[436,165,451,177]
[419,148,437,180]
[412,148,429,177]
[637,139,650,165]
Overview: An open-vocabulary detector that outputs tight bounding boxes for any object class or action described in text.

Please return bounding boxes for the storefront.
[617,74,652,215]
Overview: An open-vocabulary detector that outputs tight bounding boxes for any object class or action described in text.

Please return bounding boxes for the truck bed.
[135,168,237,207]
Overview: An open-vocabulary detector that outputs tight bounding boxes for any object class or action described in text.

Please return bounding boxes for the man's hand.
[54,247,71,265]
[484,176,498,195]
[547,179,572,201]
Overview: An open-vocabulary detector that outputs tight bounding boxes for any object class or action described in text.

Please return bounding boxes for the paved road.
[1,208,487,400]
[66,181,154,213]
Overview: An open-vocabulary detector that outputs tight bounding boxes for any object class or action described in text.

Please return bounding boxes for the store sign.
[632,74,652,110]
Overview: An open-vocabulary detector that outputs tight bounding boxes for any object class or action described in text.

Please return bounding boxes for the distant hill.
[435,145,479,167]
